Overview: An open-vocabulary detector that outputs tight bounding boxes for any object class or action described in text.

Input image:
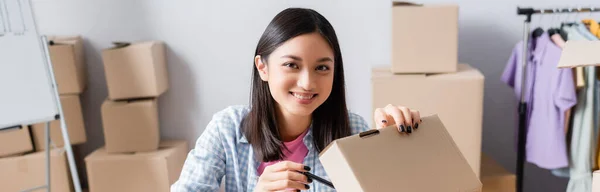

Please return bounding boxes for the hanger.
[548,9,560,36]
[548,9,568,47]
[532,28,545,38]
[532,10,545,38]
[559,27,569,41]
[551,9,568,41]
[584,7,597,29]
[560,8,576,28]
[533,9,547,38]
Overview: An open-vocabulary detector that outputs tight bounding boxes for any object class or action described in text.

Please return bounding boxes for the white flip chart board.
[0,0,59,129]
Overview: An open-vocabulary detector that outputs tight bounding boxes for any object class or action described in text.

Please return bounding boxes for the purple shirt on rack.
[501,33,577,169]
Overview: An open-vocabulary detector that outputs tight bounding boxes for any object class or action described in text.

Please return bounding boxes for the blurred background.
[3,0,600,191]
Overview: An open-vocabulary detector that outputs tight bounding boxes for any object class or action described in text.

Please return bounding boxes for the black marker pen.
[303,171,335,189]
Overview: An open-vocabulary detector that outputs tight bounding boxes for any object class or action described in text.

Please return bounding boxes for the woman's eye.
[316,65,330,71]
[284,63,298,69]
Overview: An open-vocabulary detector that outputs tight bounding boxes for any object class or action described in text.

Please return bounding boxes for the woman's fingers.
[381,105,421,134]
[259,161,312,191]
[265,161,309,173]
[264,179,308,191]
[411,109,421,129]
[265,170,308,183]
[398,106,413,133]
[384,104,406,133]
[374,108,393,129]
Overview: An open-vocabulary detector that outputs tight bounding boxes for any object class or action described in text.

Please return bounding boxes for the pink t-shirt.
[257,129,309,175]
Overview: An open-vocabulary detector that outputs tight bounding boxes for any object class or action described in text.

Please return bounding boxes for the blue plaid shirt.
[171,105,370,192]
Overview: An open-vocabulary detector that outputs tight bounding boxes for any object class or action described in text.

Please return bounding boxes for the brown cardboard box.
[593,171,600,192]
[0,125,33,157]
[85,140,188,192]
[0,149,73,192]
[101,41,169,100]
[558,41,600,68]
[48,36,86,94]
[372,64,484,176]
[319,115,481,191]
[481,154,515,192]
[391,2,458,73]
[101,98,160,153]
[31,94,86,151]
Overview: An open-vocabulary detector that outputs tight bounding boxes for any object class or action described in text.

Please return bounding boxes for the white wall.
[31,0,600,191]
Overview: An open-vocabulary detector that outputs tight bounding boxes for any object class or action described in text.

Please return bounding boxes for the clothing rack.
[516,6,600,192]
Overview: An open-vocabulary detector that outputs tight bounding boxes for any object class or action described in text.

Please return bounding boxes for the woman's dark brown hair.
[242,8,351,162]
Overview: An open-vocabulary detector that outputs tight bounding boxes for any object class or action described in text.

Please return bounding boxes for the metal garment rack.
[516,6,600,192]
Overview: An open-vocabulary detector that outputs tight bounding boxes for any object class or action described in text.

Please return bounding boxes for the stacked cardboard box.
[480,154,515,192]
[31,36,88,150]
[0,35,87,192]
[0,125,32,158]
[0,149,74,192]
[86,140,188,192]
[372,2,484,177]
[31,95,87,150]
[100,41,168,153]
[86,41,188,191]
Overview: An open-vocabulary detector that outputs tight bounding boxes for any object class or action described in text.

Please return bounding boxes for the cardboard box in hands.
[319,115,481,192]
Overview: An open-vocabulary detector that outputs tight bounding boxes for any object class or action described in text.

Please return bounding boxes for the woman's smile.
[290,92,318,104]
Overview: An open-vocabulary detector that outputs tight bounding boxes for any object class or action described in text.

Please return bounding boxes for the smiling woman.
[256,32,336,118]
[170,7,421,192]
[251,30,341,152]
[276,51,333,106]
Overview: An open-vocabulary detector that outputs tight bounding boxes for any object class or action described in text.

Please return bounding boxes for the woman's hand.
[374,104,421,133]
[254,161,312,192]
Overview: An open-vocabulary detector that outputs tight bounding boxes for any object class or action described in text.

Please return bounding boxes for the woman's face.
[255,32,335,117]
